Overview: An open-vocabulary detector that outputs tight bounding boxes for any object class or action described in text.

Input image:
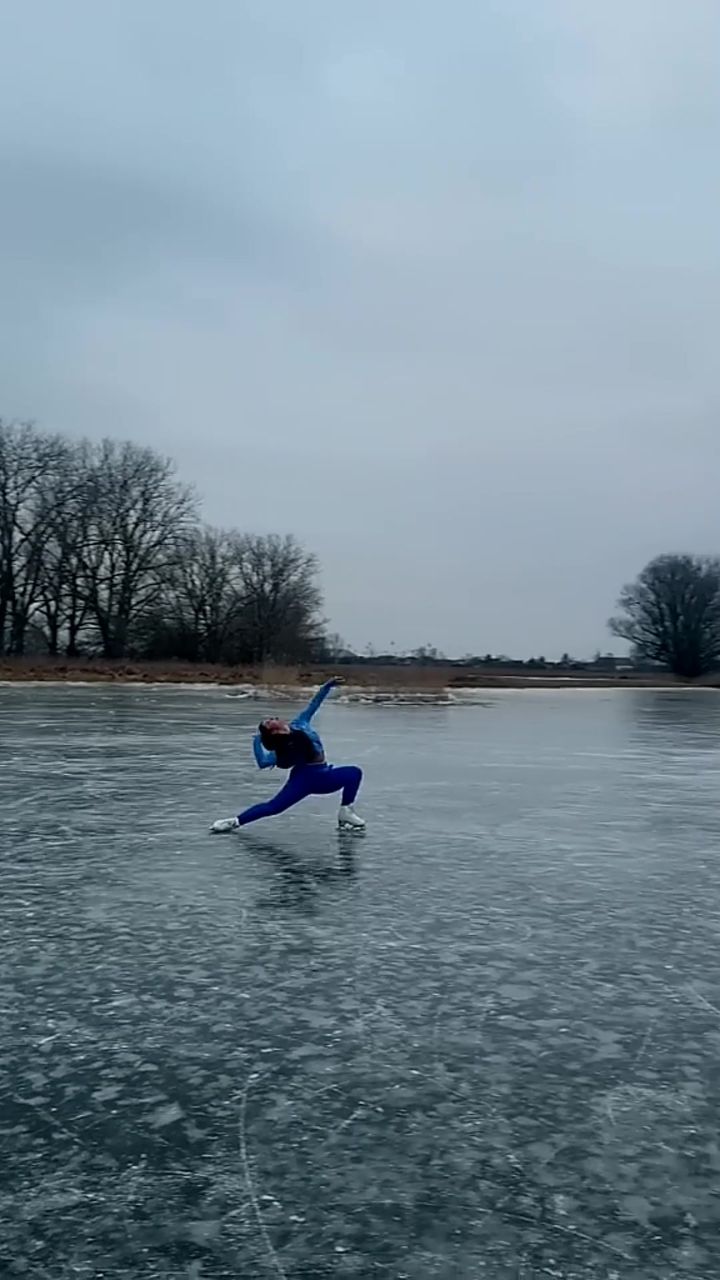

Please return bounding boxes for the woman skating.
[210,679,365,833]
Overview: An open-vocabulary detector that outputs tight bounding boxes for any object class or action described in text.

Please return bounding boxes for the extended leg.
[237,774,309,827]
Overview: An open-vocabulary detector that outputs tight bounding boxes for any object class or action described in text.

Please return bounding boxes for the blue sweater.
[252,681,337,770]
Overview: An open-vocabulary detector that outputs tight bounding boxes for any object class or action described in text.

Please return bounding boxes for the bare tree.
[610,553,720,678]
[0,421,69,654]
[79,439,196,658]
[143,526,241,662]
[34,441,94,655]
[230,533,324,663]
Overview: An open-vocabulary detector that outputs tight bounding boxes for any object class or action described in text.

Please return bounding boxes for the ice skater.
[210,678,365,833]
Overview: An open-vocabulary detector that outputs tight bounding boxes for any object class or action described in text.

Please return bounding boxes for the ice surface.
[2,685,720,1277]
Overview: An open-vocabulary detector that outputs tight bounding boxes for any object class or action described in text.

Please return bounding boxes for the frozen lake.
[2,684,720,1278]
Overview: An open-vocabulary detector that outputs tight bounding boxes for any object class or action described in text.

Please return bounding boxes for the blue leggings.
[238,764,362,827]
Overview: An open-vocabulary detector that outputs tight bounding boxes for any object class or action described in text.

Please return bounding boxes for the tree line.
[3,419,720,677]
[0,420,325,662]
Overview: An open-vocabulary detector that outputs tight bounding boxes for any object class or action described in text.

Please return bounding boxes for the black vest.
[272,728,321,770]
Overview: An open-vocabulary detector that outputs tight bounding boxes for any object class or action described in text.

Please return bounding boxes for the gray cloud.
[1,0,719,656]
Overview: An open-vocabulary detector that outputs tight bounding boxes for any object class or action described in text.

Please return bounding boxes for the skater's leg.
[319,765,362,805]
[302,764,362,802]
[305,764,365,827]
[339,766,362,806]
[237,772,309,826]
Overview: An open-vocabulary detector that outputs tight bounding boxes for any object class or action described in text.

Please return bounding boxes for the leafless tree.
[230,533,324,663]
[34,441,94,655]
[0,421,69,654]
[145,526,241,662]
[610,553,720,678]
[78,439,196,658]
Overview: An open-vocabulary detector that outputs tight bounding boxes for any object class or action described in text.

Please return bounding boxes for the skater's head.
[259,718,291,748]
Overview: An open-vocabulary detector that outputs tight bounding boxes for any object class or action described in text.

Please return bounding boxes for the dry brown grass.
[0,655,698,689]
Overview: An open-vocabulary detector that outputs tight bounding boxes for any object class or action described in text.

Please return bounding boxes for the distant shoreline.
[0,658,714,691]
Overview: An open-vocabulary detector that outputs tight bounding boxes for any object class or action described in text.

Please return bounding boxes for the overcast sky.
[1,1,718,658]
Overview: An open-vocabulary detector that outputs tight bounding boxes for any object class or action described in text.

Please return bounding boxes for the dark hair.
[258,722,276,750]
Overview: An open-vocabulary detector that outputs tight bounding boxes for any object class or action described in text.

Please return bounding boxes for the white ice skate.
[338,805,365,830]
[210,816,240,834]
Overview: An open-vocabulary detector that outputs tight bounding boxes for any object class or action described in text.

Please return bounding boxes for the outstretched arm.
[253,733,276,769]
[295,678,340,725]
